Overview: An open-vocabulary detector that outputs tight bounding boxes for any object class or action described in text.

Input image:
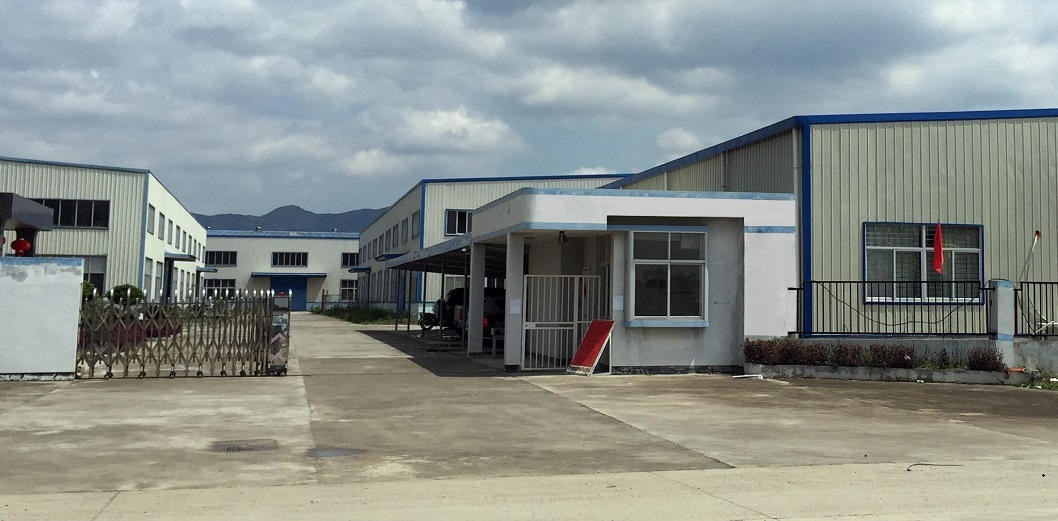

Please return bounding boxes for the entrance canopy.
[385,235,510,278]
[0,193,53,232]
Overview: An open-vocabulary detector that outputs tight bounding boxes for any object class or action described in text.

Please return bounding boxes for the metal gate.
[522,275,606,370]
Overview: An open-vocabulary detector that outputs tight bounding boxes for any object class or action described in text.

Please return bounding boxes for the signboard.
[567,319,614,376]
[268,294,291,376]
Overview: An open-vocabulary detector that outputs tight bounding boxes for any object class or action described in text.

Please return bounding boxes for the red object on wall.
[11,238,31,256]
[933,222,944,274]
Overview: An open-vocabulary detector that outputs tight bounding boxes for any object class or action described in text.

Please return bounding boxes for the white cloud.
[569,166,615,175]
[389,107,524,154]
[336,148,405,177]
[656,128,703,157]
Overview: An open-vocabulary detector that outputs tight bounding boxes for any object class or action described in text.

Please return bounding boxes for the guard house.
[388,188,797,372]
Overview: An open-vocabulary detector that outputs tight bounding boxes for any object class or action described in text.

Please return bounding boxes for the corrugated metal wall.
[623,132,796,194]
[809,118,1058,282]
[0,160,145,287]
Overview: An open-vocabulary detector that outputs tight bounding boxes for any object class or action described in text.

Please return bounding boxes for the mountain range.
[194,205,386,233]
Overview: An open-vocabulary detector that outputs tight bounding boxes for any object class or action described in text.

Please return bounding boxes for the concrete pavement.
[2,312,1057,519]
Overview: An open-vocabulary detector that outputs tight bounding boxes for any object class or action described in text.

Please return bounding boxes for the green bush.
[108,284,144,306]
[791,342,829,366]
[82,280,96,301]
[967,347,1006,372]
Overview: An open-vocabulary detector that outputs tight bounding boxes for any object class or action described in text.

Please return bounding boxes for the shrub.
[831,344,865,367]
[322,305,404,324]
[967,347,1006,372]
[82,280,96,301]
[791,342,829,366]
[869,344,917,369]
[935,348,951,370]
[744,339,783,365]
[108,284,144,306]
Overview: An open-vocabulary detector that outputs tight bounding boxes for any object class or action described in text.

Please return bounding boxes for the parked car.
[433,287,505,338]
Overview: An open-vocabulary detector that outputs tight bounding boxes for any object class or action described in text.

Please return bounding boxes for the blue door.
[271,276,308,311]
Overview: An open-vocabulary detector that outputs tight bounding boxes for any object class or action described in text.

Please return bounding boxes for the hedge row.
[743,338,1006,372]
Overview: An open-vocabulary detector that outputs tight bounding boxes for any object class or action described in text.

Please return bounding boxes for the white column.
[504,234,525,370]
[467,243,486,355]
[988,279,1020,367]
[610,232,627,367]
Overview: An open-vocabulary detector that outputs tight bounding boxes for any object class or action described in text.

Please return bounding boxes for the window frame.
[340,279,358,301]
[32,199,110,229]
[628,231,708,322]
[203,278,237,298]
[271,251,309,267]
[411,211,420,240]
[862,222,985,305]
[205,251,238,267]
[444,209,472,236]
[341,252,360,268]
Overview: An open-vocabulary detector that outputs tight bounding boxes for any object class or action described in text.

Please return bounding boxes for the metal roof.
[207,229,360,239]
[0,155,151,174]
[604,108,1058,189]
[385,235,511,278]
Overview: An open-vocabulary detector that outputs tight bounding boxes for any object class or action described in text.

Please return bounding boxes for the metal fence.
[77,294,273,379]
[792,281,991,336]
[522,275,605,370]
[1015,282,1058,337]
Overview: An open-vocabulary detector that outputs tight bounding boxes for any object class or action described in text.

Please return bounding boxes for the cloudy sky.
[3,1,1058,215]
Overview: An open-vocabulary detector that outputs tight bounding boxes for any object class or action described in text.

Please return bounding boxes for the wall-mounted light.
[558,231,568,244]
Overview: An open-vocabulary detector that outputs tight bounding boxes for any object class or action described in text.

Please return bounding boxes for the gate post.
[987,279,1018,367]
[504,234,525,371]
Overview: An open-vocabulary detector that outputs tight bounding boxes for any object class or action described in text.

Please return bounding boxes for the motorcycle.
[417,300,441,330]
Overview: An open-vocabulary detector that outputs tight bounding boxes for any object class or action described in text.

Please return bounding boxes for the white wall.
[0,257,83,377]
[144,174,207,300]
[204,234,360,303]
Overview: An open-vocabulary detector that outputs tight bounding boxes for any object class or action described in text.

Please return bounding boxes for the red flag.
[933,221,944,274]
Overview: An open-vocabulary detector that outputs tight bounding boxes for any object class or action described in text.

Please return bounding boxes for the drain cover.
[307,447,364,458]
[211,439,278,453]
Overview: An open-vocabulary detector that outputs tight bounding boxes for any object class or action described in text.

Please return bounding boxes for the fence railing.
[792,281,992,336]
[1015,282,1058,337]
[77,294,273,379]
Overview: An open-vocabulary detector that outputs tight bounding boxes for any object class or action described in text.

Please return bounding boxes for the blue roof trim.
[363,173,631,234]
[385,235,473,270]
[745,226,796,234]
[603,117,800,189]
[207,230,360,239]
[0,155,151,174]
[605,108,1058,190]
[250,272,328,278]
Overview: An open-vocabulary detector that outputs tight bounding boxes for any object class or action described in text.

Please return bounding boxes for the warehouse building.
[606,108,1058,339]
[0,156,205,300]
[355,174,627,313]
[202,229,360,311]
[384,108,1058,372]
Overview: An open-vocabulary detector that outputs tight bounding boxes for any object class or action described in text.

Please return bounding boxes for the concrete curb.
[743,362,1035,385]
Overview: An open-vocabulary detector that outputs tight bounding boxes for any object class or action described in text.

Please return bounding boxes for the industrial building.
[202,229,360,311]
[0,156,205,300]
[380,108,1058,372]
[355,174,627,313]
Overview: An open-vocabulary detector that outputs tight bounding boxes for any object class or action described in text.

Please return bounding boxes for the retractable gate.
[522,275,605,370]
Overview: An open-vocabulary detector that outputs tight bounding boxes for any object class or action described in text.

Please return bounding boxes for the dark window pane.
[42,199,61,225]
[633,233,667,260]
[75,200,92,227]
[92,201,109,227]
[58,200,76,226]
[634,264,667,316]
[669,264,702,316]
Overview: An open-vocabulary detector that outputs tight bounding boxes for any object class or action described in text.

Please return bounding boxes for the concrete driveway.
[2,312,1057,520]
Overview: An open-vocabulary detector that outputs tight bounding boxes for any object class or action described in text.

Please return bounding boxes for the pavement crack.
[647,471,777,520]
[90,491,120,521]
